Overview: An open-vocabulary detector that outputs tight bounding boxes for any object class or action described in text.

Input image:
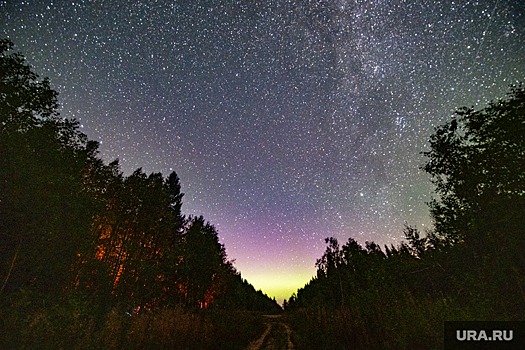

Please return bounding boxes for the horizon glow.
[2,0,523,304]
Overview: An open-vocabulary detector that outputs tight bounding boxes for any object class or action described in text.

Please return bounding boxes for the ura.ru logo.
[456,329,513,341]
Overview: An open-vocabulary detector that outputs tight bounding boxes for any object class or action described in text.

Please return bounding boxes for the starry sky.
[2,0,524,303]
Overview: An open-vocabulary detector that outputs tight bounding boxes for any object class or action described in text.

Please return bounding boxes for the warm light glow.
[5,0,522,316]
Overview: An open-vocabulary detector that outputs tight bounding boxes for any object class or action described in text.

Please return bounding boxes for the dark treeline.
[2,38,525,349]
[0,39,279,349]
[284,84,525,349]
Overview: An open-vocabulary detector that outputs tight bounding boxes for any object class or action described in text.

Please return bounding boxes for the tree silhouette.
[285,85,525,349]
[1,38,280,316]
[179,216,229,308]
[0,39,58,133]
[0,39,99,299]
[422,84,525,259]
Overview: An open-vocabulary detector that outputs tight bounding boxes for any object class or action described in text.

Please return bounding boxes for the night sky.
[2,0,524,302]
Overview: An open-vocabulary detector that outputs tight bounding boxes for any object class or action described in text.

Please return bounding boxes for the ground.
[246,314,294,350]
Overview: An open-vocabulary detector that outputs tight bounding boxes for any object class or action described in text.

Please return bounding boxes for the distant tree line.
[284,84,525,349]
[0,38,280,316]
[2,37,524,349]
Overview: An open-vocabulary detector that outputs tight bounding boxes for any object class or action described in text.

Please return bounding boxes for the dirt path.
[246,314,294,350]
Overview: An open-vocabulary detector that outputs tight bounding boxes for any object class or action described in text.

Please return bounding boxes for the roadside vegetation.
[2,38,523,349]
[284,83,525,349]
[1,304,269,350]
[0,39,280,349]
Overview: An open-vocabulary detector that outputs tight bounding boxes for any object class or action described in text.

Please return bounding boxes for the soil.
[246,314,294,350]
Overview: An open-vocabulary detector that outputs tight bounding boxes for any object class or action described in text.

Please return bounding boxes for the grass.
[285,294,477,350]
[0,302,266,350]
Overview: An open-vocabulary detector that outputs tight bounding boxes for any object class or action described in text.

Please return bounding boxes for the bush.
[0,300,266,350]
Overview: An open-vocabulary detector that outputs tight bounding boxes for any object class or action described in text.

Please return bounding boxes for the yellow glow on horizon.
[243,270,316,304]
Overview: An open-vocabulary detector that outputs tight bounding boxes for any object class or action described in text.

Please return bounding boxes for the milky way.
[2,0,524,301]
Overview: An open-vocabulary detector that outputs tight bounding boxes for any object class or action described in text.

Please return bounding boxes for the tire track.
[247,323,273,350]
[246,315,294,350]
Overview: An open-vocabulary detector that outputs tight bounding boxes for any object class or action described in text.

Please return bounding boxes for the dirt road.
[246,314,294,350]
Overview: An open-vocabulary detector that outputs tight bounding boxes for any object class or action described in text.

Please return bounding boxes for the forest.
[0,39,280,349]
[283,82,525,348]
[1,38,524,349]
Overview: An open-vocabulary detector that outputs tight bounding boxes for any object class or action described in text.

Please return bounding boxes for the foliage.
[0,38,279,347]
[0,303,266,350]
[0,39,59,132]
[284,84,525,348]
[4,36,523,348]
[422,84,525,249]
[0,39,99,300]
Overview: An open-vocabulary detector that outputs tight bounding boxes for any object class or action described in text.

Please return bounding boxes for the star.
[2,0,523,303]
